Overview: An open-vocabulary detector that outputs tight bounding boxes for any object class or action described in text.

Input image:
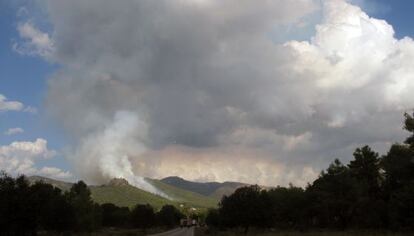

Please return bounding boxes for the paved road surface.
[148,227,194,236]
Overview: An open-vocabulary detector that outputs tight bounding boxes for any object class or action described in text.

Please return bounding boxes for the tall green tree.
[347,146,386,228]
[348,146,381,195]
[67,181,102,232]
[307,159,358,229]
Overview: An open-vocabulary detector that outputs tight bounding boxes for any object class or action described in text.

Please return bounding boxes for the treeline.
[0,174,184,235]
[206,113,414,232]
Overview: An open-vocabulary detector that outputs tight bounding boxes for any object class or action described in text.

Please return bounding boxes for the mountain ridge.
[26,175,219,209]
[161,176,248,198]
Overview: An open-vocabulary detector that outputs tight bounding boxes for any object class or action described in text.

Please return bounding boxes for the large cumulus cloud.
[0,138,71,179]
[18,0,414,190]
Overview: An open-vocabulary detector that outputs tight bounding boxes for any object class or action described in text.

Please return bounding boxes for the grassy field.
[195,228,413,236]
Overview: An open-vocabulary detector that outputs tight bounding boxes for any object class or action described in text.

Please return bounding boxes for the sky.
[1,0,414,192]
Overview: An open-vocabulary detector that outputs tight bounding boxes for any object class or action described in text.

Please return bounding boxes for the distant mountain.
[161,176,247,199]
[27,176,218,209]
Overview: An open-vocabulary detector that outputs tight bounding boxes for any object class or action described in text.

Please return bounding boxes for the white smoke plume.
[15,0,414,190]
[69,111,167,196]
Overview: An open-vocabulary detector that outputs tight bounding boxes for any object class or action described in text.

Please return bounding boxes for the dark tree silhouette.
[101,203,130,228]
[388,183,414,229]
[205,208,221,228]
[131,204,156,230]
[156,204,184,227]
[67,181,102,231]
[382,144,414,191]
[307,159,358,229]
[267,185,308,229]
[403,112,414,147]
[348,146,386,228]
[30,181,75,232]
[382,144,414,229]
[219,185,271,233]
[349,146,381,195]
[0,174,36,235]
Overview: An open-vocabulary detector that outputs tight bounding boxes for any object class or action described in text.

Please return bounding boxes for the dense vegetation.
[205,113,414,232]
[0,174,185,235]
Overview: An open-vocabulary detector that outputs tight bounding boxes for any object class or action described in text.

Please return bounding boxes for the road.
[148,227,194,236]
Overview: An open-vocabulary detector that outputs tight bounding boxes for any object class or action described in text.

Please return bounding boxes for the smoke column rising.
[69,111,167,196]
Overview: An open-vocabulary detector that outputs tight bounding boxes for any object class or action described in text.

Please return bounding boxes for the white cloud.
[0,94,24,112]
[13,21,54,58]
[284,0,414,127]
[0,138,56,161]
[0,94,37,114]
[4,127,24,136]
[0,139,71,180]
[38,167,72,179]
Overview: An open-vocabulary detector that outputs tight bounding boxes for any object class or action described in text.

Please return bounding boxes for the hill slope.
[161,176,247,199]
[27,176,174,209]
[89,184,173,209]
[146,178,218,208]
[27,176,217,209]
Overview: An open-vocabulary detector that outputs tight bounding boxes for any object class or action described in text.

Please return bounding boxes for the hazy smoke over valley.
[17,0,414,193]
